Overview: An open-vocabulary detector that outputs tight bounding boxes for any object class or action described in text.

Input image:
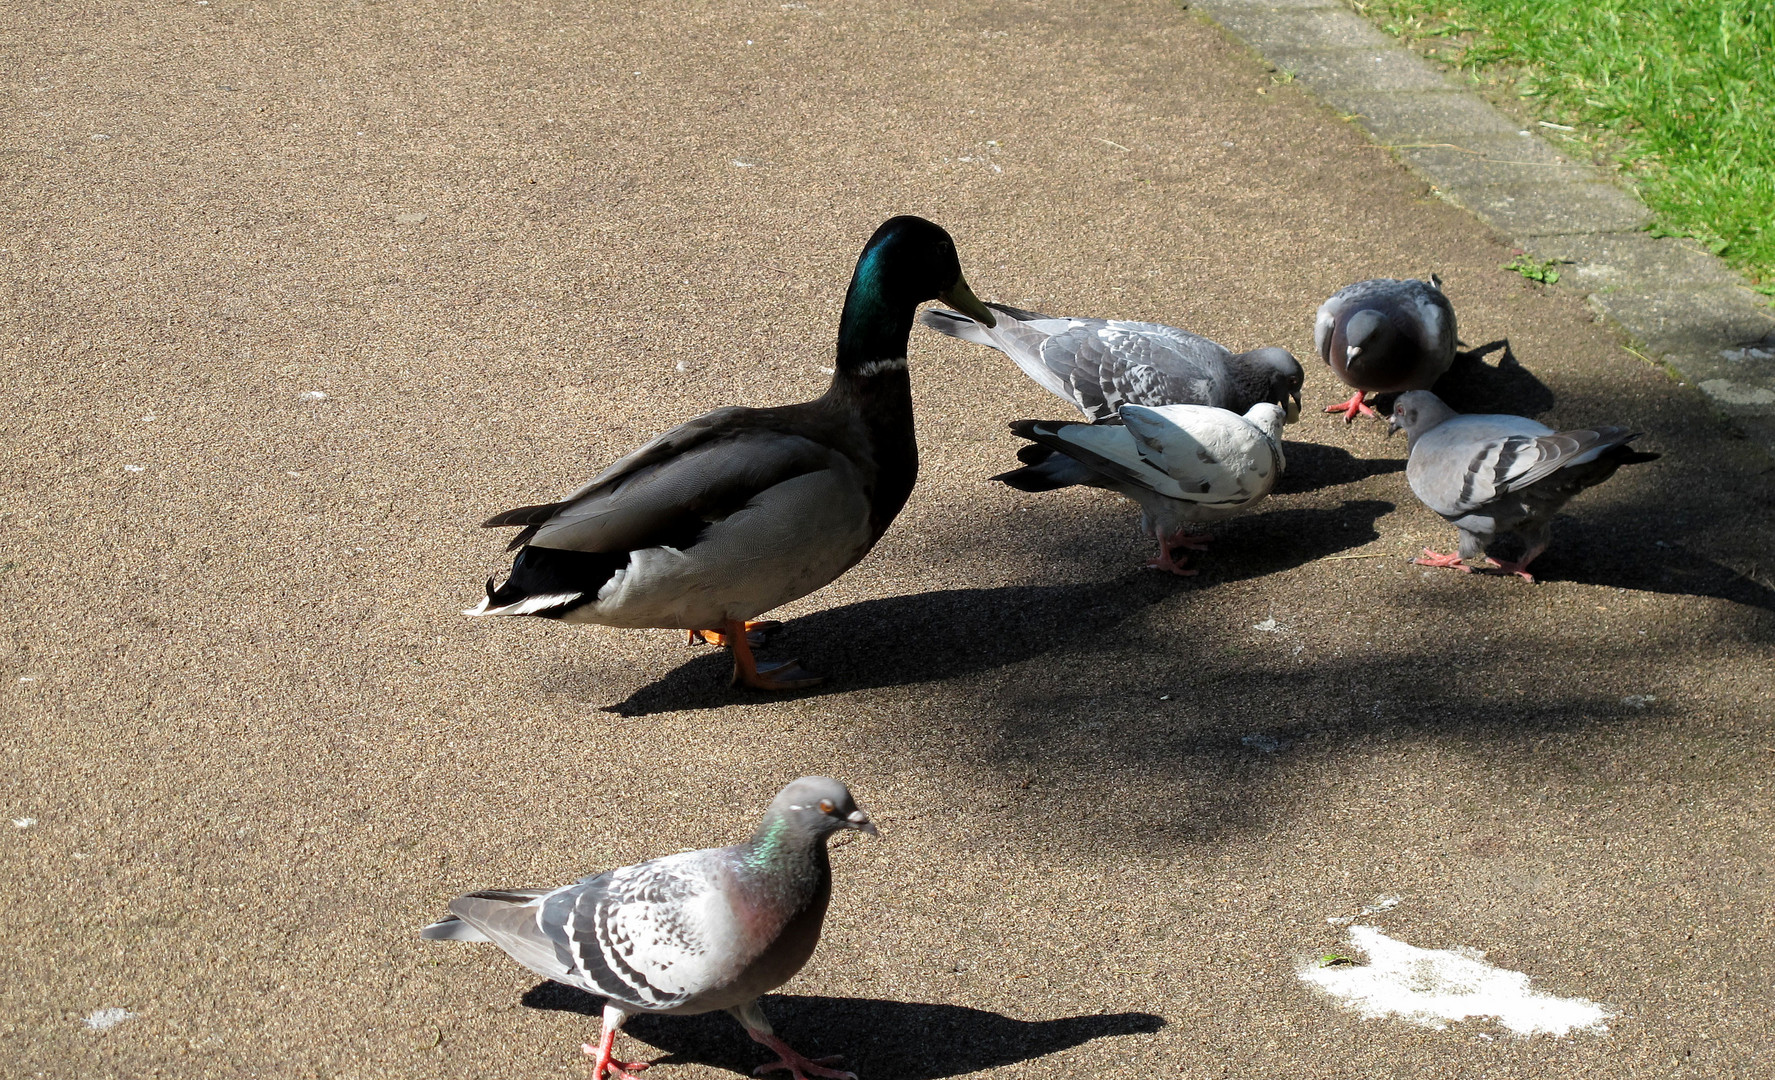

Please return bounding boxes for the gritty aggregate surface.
[2,1,1773,1078]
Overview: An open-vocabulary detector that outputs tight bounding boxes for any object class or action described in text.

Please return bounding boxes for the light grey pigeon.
[996,402,1286,575]
[1389,390,1658,581]
[921,301,1304,422]
[420,777,878,1080]
[1316,277,1457,421]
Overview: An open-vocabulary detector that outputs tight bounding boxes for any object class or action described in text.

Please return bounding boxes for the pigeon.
[920,302,1304,422]
[1316,277,1456,421]
[996,402,1287,575]
[420,777,878,1080]
[1388,391,1659,581]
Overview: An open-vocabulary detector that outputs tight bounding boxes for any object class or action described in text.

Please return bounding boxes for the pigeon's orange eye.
[818,799,836,814]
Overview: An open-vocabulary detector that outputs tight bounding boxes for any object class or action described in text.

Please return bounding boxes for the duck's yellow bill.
[939,276,996,328]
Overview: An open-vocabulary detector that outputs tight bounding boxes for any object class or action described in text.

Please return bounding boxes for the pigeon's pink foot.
[1164,530,1214,552]
[1145,542,1200,577]
[1411,548,1472,572]
[749,1032,856,1080]
[581,1038,651,1080]
[1325,391,1378,422]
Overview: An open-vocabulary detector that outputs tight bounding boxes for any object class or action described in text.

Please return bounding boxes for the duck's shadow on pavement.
[522,983,1165,1080]
[599,499,1395,716]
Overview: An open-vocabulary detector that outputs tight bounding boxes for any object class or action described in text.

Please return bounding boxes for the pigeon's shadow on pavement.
[601,499,1394,715]
[522,984,1165,1080]
[1276,441,1404,494]
[1432,338,1557,417]
[1363,339,1555,420]
[1493,502,1775,610]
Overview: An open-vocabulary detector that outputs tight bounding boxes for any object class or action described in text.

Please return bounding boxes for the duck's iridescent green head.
[852,216,993,324]
[837,216,993,370]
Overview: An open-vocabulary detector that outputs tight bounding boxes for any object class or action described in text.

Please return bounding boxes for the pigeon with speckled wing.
[921,302,1303,423]
[1316,277,1456,421]
[420,777,878,1080]
[996,402,1287,576]
[1389,390,1658,581]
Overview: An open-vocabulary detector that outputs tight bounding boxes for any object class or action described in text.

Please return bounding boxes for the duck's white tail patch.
[463,591,585,617]
[1301,925,1614,1035]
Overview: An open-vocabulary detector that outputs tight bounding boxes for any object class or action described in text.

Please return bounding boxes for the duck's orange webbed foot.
[725,619,822,691]
[688,620,782,647]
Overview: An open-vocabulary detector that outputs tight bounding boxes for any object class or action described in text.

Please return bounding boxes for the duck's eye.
[818,798,836,814]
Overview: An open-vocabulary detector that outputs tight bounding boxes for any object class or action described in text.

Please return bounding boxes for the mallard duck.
[1316,276,1456,421]
[920,301,1303,423]
[464,216,993,690]
[996,402,1287,575]
[1388,391,1658,582]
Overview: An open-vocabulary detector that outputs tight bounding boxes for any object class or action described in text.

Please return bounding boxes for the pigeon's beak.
[1386,413,1403,440]
[1284,389,1302,424]
[1345,345,1362,364]
[846,809,879,837]
[939,276,996,328]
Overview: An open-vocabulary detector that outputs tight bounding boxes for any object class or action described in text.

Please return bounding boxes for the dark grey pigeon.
[921,301,1303,422]
[1389,391,1658,581]
[1316,277,1457,421]
[420,777,877,1080]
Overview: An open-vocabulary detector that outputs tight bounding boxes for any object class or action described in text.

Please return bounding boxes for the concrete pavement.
[3,2,1772,1078]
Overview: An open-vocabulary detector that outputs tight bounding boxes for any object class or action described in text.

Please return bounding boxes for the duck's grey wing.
[487,429,835,555]
[1411,417,1636,519]
[483,406,769,549]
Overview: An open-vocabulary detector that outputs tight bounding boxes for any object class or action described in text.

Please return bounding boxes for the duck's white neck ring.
[851,356,908,378]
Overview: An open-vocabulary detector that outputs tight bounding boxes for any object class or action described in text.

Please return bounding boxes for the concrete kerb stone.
[1264,48,1452,94]
[1450,183,1653,237]
[1190,0,1775,455]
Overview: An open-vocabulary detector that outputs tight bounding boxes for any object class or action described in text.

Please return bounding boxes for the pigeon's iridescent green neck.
[745,813,796,868]
[741,812,827,887]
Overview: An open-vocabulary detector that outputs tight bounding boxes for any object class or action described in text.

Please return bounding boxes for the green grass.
[1354,0,1775,293]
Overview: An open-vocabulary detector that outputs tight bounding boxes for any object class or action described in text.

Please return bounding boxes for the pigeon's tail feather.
[993,462,1074,492]
[1607,444,1660,467]
[918,308,1000,348]
[993,429,1101,491]
[422,887,551,941]
[445,891,570,982]
[419,915,492,942]
[983,301,1054,322]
